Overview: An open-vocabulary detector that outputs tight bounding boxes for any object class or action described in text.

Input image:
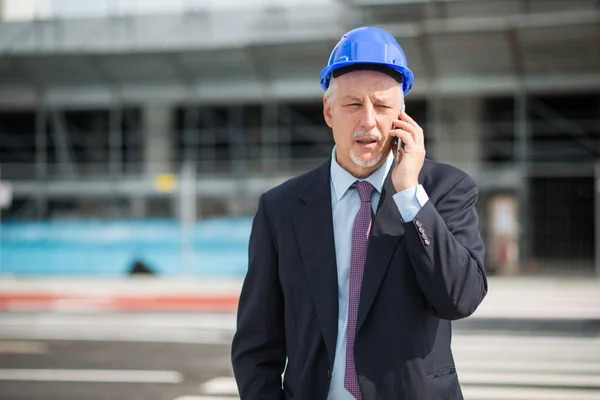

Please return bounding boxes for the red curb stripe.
[0,294,239,312]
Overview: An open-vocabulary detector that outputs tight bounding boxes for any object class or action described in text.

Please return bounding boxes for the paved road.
[0,312,599,400]
[0,340,230,400]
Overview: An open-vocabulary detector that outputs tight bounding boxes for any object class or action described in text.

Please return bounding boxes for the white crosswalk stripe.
[176,334,600,400]
[198,377,240,396]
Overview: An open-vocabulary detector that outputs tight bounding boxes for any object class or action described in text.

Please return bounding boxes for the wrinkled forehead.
[337,71,403,102]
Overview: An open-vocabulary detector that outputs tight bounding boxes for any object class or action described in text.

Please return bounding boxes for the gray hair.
[324,77,339,104]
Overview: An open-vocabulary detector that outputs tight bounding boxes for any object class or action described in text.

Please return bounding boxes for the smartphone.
[394,104,406,163]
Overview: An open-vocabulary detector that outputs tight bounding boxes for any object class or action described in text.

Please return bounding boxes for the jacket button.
[327,369,331,379]
[415,220,423,228]
[424,239,431,246]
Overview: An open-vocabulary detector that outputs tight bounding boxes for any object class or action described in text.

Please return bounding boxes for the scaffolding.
[0,0,599,275]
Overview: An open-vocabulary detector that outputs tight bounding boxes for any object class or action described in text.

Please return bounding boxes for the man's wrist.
[394,182,418,192]
[393,185,429,222]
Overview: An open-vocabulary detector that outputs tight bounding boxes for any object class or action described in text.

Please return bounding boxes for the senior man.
[232,26,487,400]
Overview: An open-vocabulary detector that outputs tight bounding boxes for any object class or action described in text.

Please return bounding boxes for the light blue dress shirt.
[327,147,429,400]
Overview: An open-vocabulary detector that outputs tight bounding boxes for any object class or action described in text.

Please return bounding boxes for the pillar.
[143,103,173,175]
[435,97,483,177]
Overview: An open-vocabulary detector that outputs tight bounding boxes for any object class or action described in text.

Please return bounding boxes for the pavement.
[0,275,599,400]
[0,328,599,400]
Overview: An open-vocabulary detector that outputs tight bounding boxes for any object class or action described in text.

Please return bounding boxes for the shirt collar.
[330,146,393,202]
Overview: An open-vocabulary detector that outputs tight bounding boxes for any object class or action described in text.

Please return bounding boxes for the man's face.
[323,70,403,177]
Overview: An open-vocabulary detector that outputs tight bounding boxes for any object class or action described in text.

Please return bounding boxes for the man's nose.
[359,105,377,131]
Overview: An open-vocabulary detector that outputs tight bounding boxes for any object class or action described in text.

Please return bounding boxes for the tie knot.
[353,181,375,204]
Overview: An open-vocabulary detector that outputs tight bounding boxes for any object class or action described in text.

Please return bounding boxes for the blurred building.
[0,0,599,276]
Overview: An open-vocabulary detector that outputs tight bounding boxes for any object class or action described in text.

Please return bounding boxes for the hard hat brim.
[320,60,414,96]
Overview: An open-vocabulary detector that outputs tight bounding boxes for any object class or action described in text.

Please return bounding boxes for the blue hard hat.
[320,27,414,96]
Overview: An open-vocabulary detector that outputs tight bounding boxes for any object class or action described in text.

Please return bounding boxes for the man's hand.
[389,111,426,192]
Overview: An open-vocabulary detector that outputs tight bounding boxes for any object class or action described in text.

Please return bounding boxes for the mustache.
[353,130,382,141]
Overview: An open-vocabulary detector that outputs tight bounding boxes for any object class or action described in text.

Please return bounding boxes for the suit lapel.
[357,167,405,332]
[293,159,339,368]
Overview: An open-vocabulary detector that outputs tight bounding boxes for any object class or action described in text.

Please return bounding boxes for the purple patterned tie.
[344,181,375,400]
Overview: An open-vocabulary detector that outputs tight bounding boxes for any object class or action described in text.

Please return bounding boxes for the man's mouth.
[355,137,379,151]
[355,137,378,145]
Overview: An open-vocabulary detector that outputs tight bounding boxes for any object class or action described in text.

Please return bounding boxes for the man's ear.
[323,97,333,128]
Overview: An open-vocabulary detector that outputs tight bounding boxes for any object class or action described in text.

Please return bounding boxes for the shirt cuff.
[392,184,429,222]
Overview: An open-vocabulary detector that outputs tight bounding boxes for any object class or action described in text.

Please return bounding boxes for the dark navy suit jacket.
[232,158,488,400]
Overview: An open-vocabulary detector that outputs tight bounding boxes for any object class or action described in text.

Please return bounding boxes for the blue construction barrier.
[0,218,253,277]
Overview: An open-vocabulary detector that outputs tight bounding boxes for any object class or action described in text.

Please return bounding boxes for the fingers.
[390,120,417,146]
[399,111,418,126]
[396,113,424,146]
[388,127,415,150]
[392,121,418,145]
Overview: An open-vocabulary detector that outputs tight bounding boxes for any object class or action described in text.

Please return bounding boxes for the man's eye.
[376,104,391,108]
[346,103,361,107]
